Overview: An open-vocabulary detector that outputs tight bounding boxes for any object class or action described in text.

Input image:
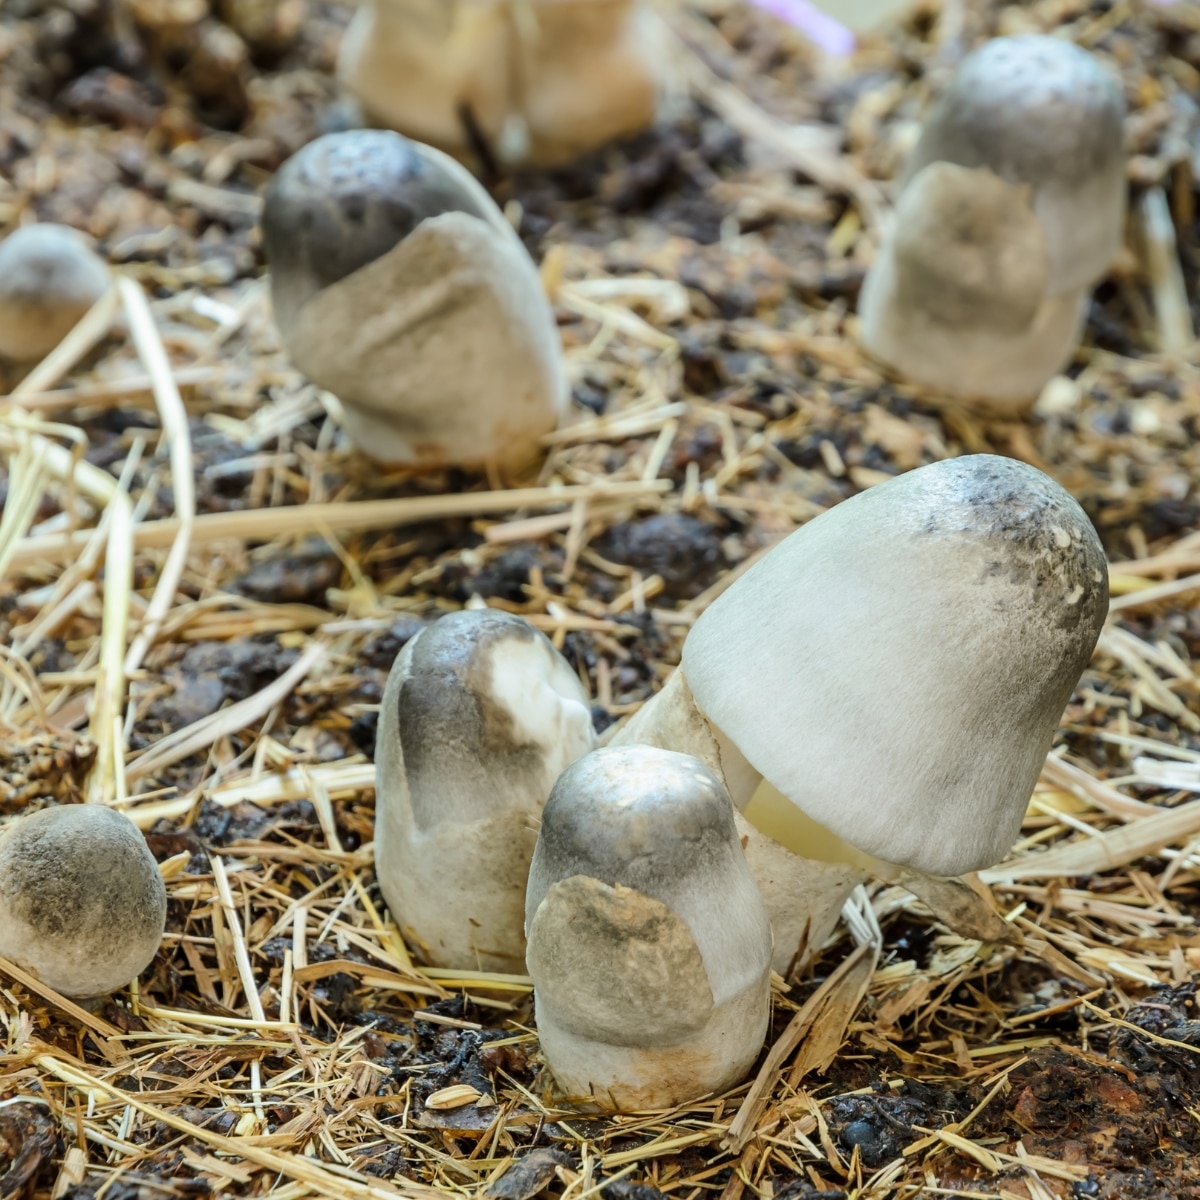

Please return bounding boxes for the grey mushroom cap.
[261,129,491,338]
[0,224,111,362]
[0,805,167,999]
[682,455,1109,878]
[901,36,1126,292]
[527,744,770,998]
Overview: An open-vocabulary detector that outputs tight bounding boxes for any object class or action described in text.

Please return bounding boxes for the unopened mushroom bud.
[0,224,111,362]
[616,456,1107,974]
[338,0,668,168]
[526,745,772,1111]
[261,130,566,467]
[901,35,1127,294]
[858,163,1088,412]
[375,609,596,972]
[0,805,167,999]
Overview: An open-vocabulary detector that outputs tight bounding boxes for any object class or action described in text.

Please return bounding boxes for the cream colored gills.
[801,0,917,30]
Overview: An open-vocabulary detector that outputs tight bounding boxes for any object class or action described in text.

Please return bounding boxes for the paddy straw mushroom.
[260,129,566,468]
[526,745,772,1111]
[375,609,596,972]
[337,0,668,168]
[0,224,111,363]
[858,36,1126,411]
[0,805,167,999]
[615,456,1108,974]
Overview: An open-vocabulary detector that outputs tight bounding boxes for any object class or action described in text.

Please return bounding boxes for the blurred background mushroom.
[337,0,671,169]
[0,805,167,1000]
[375,609,596,972]
[526,745,772,1110]
[858,35,1128,413]
[0,223,112,364]
[259,129,567,469]
[615,456,1108,974]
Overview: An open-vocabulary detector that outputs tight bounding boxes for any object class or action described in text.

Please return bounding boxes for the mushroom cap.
[901,35,1126,292]
[374,609,596,970]
[0,224,111,362]
[681,455,1108,877]
[261,129,491,339]
[0,804,167,998]
[526,744,771,1012]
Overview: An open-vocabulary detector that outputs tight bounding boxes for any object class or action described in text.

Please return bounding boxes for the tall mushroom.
[337,0,669,168]
[614,455,1108,974]
[0,805,167,999]
[375,609,596,972]
[526,745,772,1110]
[859,36,1127,410]
[0,224,111,363]
[260,129,566,468]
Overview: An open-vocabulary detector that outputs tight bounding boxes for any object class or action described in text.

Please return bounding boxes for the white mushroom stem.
[526,745,772,1110]
[375,610,596,973]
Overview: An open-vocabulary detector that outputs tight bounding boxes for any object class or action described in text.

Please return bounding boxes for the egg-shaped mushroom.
[260,129,566,468]
[0,224,112,363]
[526,744,772,1110]
[0,804,167,999]
[375,609,596,972]
[615,456,1107,973]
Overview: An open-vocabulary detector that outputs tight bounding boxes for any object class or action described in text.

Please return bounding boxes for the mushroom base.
[535,977,770,1112]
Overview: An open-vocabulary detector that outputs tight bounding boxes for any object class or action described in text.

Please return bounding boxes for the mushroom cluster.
[0,224,112,363]
[613,455,1108,974]
[375,609,596,972]
[525,745,772,1110]
[260,129,566,468]
[337,0,669,168]
[0,805,167,999]
[858,36,1127,412]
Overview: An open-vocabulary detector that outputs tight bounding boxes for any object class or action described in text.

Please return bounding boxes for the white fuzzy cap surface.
[375,609,595,970]
[0,805,167,998]
[682,455,1108,878]
[901,35,1126,293]
[0,225,111,362]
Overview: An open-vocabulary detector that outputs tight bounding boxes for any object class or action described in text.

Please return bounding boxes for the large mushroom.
[614,455,1108,974]
[0,805,167,999]
[375,609,596,972]
[858,36,1127,410]
[526,745,772,1110]
[260,129,566,468]
[0,224,111,363]
[337,0,668,168]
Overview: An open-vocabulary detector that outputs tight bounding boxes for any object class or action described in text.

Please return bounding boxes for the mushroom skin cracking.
[614,455,1108,974]
[526,745,772,1110]
[0,805,167,999]
[375,609,596,972]
[260,129,566,468]
[0,224,112,363]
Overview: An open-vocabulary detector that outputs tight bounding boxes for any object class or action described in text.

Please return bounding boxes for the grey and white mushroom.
[261,129,566,467]
[526,745,772,1110]
[338,0,669,168]
[0,805,167,999]
[375,609,596,972]
[615,455,1108,975]
[859,36,1126,410]
[0,224,111,363]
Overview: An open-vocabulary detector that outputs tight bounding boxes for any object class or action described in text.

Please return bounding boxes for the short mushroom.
[337,0,668,168]
[0,805,167,999]
[614,455,1108,974]
[0,224,111,363]
[526,744,772,1111]
[857,162,1088,413]
[375,609,596,972]
[900,35,1127,295]
[260,129,566,468]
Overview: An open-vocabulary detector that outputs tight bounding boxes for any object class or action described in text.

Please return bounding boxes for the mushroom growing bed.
[1,1,1200,1198]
